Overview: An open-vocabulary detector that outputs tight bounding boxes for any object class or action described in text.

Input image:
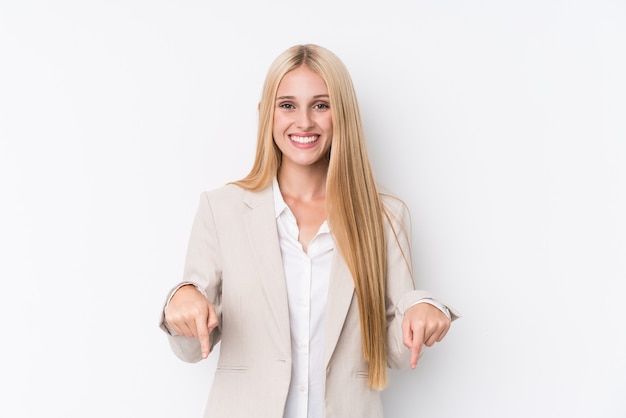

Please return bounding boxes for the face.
[273,65,333,170]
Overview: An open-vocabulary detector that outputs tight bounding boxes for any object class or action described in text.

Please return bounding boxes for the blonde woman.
[160,44,459,418]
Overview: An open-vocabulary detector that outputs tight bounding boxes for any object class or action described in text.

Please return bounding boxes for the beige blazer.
[160,184,458,418]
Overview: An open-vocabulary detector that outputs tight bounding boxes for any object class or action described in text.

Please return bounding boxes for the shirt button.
[299,385,307,392]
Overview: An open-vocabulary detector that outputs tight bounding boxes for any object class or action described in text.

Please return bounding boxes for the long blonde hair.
[234,44,388,389]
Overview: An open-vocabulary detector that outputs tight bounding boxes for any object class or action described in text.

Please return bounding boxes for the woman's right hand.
[164,284,219,359]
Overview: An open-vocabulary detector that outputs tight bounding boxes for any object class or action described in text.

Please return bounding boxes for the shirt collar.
[272,177,288,219]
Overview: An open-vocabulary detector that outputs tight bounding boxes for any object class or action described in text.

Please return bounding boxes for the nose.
[296,108,314,129]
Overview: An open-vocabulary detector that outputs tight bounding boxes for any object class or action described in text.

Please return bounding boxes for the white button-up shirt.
[273,179,333,418]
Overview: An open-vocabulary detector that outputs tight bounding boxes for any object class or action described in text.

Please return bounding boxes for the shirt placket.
[296,253,312,417]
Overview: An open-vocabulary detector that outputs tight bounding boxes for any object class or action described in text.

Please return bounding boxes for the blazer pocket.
[356,371,369,379]
[216,365,249,373]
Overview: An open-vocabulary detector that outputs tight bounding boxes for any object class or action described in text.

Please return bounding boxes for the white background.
[1,1,624,417]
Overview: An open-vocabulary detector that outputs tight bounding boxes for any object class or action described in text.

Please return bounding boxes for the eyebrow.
[275,94,330,101]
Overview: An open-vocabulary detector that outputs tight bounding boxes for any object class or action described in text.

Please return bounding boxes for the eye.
[278,102,295,109]
[313,103,330,110]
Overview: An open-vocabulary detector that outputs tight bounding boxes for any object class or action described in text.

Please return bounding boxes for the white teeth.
[290,135,318,144]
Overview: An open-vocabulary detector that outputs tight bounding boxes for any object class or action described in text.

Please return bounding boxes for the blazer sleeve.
[159,191,223,363]
[382,195,460,370]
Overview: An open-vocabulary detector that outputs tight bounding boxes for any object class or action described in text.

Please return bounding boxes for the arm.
[159,192,223,362]
[382,195,460,370]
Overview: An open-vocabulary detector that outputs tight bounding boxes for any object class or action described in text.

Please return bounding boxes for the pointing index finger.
[410,326,424,369]
[195,314,210,359]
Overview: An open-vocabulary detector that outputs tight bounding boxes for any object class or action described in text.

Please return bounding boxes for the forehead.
[276,65,328,97]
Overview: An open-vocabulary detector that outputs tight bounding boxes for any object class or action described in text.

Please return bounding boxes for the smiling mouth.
[290,135,319,144]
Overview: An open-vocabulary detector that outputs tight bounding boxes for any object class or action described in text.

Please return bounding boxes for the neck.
[277,161,328,201]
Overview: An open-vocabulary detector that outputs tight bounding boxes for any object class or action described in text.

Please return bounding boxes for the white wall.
[1,1,624,417]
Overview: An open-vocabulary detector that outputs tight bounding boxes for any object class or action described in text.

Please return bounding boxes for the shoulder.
[378,186,412,235]
[378,186,409,217]
[199,183,273,209]
[202,183,247,202]
[191,184,246,214]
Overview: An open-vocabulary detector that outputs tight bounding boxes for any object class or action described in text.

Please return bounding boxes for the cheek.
[322,111,332,126]
[272,113,287,135]
[323,115,333,133]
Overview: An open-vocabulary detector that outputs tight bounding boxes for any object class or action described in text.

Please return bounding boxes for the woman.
[160,44,459,418]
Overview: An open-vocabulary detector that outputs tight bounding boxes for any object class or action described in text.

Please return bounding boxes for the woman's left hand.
[402,303,451,369]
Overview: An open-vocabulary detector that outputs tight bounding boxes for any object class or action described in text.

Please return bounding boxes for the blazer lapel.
[243,186,291,348]
[323,250,355,368]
